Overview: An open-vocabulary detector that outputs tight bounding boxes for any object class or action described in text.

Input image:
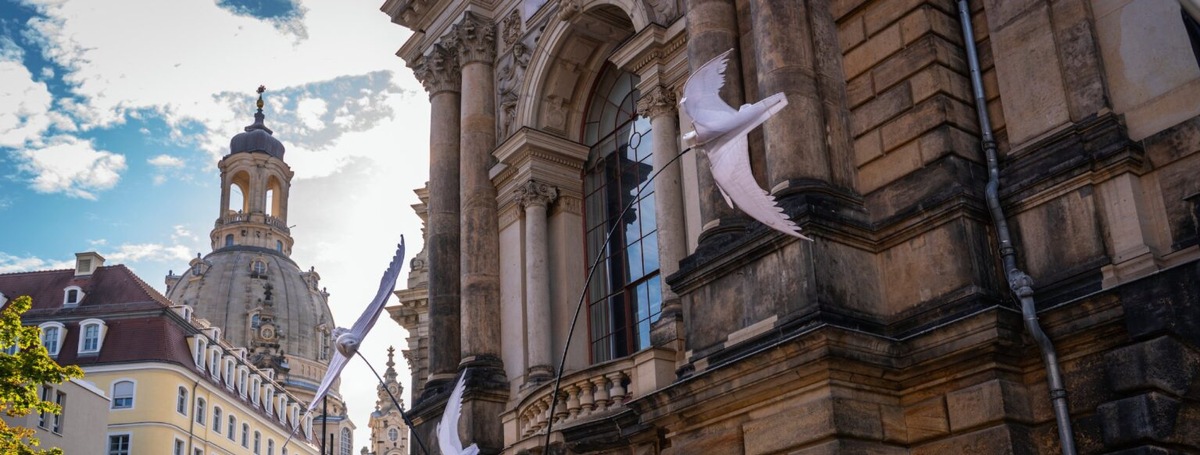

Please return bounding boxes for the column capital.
[636,85,678,119]
[518,180,559,209]
[411,44,461,96]
[448,12,496,66]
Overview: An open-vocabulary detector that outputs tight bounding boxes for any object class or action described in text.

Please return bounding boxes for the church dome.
[229,86,285,159]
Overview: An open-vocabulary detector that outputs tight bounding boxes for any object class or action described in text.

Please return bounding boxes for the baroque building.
[364,347,411,455]
[382,0,1200,454]
[0,253,321,454]
[165,89,355,452]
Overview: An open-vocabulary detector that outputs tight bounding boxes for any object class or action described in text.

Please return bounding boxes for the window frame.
[195,397,206,424]
[78,318,107,354]
[107,433,132,455]
[63,286,84,307]
[111,380,135,410]
[38,322,66,357]
[177,386,188,415]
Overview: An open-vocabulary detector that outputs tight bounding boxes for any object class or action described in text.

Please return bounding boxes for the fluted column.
[750,0,831,188]
[410,43,463,383]
[636,86,686,311]
[684,0,746,238]
[518,180,557,381]
[449,12,502,365]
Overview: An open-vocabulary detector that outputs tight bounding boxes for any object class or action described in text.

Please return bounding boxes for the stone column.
[518,180,557,382]
[410,43,463,383]
[684,0,746,238]
[749,0,831,188]
[636,85,686,312]
[449,12,502,366]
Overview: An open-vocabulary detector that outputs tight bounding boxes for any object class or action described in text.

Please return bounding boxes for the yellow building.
[0,253,322,455]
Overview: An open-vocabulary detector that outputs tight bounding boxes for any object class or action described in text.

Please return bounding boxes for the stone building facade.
[381,0,1200,453]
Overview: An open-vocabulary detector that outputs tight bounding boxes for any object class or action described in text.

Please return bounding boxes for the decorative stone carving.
[501,8,523,50]
[558,0,582,21]
[498,42,532,139]
[635,85,678,119]
[448,12,496,65]
[411,44,461,96]
[518,181,559,208]
[644,0,679,23]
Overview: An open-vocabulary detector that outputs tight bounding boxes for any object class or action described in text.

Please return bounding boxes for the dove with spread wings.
[306,236,406,413]
[680,49,813,241]
[437,374,479,455]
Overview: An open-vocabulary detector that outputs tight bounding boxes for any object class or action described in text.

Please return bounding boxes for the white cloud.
[14,136,127,199]
[0,252,74,274]
[295,97,327,130]
[102,242,193,263]
[0,59,54,148]
[148,154,185,168]
[89,238,107,246]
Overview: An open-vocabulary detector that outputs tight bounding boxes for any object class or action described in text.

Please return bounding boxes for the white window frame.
[107,432,132,455]
[174,438,186,455]
[176,386,188,416]
[208,347,221,379]
[38,322,66,357]
[195,397,206,424]
[110,379,135,410]
[77,318,107,354]
[250,377,261,405]
[228,414,236,440]
[193,337,208,368]
[212,405,222,430]
[52,390,64,433]
[63,286,84,307]
[224,358,235,389]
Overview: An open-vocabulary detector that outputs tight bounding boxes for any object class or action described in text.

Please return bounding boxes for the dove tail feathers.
[463,445,480,455]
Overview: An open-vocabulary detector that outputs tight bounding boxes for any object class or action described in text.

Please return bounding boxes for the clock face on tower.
[260,325,275,340]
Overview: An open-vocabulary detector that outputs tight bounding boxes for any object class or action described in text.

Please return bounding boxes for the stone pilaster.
[749,0,832,188]
[683,0,746,240]
[518,180,558,382]
[636,85,686,313]
[410,42,463,386]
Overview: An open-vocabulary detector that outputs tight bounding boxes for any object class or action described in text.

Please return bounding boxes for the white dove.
[680,49,813,241]
[437,374,479,455]
[306,236,406,413]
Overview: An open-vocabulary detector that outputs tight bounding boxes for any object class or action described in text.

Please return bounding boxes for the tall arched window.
[582,65,661,363]
[340,427,352,455]
[176,387,188,415]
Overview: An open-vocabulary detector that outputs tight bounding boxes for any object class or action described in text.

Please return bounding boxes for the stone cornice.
[448,11,496,65]
[608,18,687,85]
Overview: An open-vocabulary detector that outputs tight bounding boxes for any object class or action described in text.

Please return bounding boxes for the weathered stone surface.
[852,82,914,137]
[742,396,835,454]
[1105,336,1200,397]
[844,23,903,80]
[904,396,950,443]
[1098,392,1184,446]
[946,380,1033,432]
[989,3,1070,145]
[870,34,964,93]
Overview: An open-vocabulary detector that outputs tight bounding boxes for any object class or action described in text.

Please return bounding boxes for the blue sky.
[1,0,430,448]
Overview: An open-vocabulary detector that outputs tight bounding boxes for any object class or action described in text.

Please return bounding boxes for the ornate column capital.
[636,85,678,119]
[447,12,496,66]
[411,44,461,96]
[518,180,559,209]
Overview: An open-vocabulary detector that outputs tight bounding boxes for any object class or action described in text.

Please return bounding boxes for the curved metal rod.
[541,145,695,451]
[956,2,1077,454]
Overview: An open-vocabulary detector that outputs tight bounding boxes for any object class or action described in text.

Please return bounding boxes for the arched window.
[212,406,222,429]
[241,423,250,447]
[111,380,135,409]
[267,439,275,455]
[62,286,83,307]
[177,386,188,415]
[78,318,106,354]
[38,322,65,357]
[276,240,283,252]
[340,427,352,455]
[582,65,661,363]
[225,234,234,247]
[229,174,249,213]
[254,431,261,454]
[195,397,206,424]
[228,415,236,440]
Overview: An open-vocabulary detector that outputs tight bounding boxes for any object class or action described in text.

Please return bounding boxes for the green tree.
[0,296,84,455]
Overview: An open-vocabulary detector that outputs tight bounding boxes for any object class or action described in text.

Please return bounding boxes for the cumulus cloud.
[0,58,54,148]
[14,136,127,199]
[148,154,185,168]
[0,252,74,273]
[102,242,193,263]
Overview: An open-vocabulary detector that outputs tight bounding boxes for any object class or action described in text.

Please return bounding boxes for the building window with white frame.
[177,386,188,415]
[38,385,51,428]
[174,439,185,455]
[39,322,65,357]
[340,427,352,455]
[242,423,249,447]
[213,406,222,430]
[52,390,64,433]
[107,434,130,455]
[78,318,107,354]
[195,397,206,424]
[254,430,261,454]
[63,286,83,307]
[228,415,236,440]
[111,380,134,409]
[193,448,203,455]
[267,439,275,455]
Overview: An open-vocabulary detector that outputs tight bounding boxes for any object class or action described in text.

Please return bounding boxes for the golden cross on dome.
[256,85,266,111]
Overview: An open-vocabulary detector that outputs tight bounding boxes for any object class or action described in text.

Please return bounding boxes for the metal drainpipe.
[955,2,1078,454]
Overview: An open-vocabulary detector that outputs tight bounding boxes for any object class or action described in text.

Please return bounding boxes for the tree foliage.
[0,296,84,455]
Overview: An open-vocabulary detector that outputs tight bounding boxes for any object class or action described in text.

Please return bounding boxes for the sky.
[0,0,431,450]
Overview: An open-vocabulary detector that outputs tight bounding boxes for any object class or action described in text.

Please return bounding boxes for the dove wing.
[307,352,350,413]
[681,49,738,142]
[349,237,407,337]
[438,375,477,455]
[709,134,813,241]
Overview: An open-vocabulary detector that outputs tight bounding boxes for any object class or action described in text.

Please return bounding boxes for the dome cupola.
[229,85,285,159]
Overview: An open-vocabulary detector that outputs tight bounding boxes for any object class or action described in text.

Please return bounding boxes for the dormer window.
[63,286,84,307]
[39,322,66,357]
[194,338,208,368]
[77,319,106,354]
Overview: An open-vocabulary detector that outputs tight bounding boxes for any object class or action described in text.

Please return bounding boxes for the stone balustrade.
[515,358,635,438]
[213,211,291,235]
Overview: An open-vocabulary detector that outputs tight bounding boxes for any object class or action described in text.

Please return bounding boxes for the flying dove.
[437,374,479,455]
[680,49,813,241]
[307,236,406,413]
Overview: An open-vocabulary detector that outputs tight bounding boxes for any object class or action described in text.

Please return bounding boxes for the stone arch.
[226,170,251,214]
[518,2,641,141]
